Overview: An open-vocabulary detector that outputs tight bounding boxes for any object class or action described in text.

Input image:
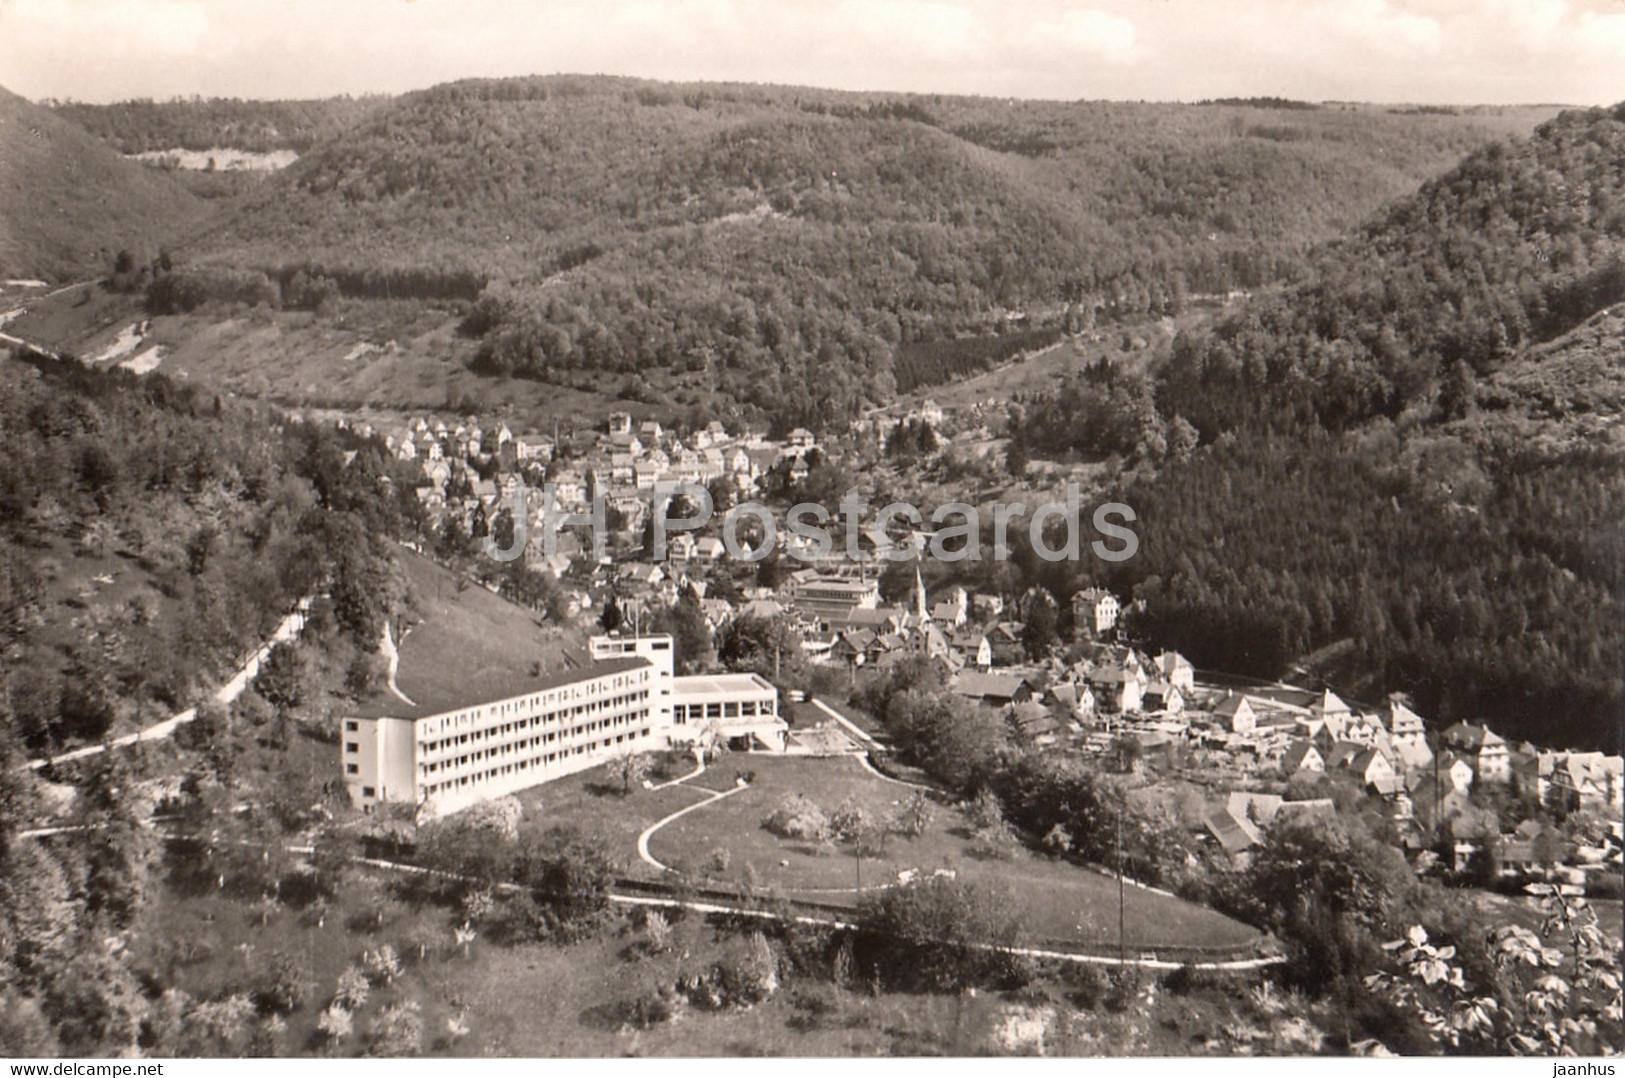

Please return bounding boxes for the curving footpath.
[635,780,752,872]
[23,598,311,772]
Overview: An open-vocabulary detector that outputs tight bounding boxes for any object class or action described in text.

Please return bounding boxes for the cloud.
[0,0,1620,106]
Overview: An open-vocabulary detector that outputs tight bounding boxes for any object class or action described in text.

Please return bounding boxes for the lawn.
[353,549,587,719]
[643,754,1263,956]
[512,756,713,879]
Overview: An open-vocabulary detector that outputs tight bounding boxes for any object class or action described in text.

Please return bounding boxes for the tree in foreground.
[858,876,1027,992]
[612,748,651,795]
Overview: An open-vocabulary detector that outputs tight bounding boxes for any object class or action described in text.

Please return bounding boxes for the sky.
[1,0,1623,106]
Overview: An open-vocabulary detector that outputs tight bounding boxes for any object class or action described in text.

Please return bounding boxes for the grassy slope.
[533,754,1260,955]
[0,86,212,282]
[355,549,586,717]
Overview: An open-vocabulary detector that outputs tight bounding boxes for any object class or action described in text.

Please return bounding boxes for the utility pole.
[1116,808,1126,966]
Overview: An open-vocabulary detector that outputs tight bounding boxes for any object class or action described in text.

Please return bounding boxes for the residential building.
[789,574,881,622]
[1071,588,1120,637]
[343,632,782,815]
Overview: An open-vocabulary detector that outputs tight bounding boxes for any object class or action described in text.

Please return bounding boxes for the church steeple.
[913,563,928,621]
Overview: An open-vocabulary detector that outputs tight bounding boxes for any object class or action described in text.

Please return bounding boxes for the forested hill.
[175,75,1552,425]
[0,87,211,281]
[1025,103,1625,751]
[1159,101,1625,437]
[49,95,384,155]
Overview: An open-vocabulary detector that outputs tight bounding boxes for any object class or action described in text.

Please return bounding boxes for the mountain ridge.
[0,86,213,282]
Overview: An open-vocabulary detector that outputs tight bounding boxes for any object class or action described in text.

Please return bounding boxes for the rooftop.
[672,672,777,699]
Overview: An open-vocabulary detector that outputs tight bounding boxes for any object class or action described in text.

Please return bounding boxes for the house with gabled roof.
[1009,701,1062,746]
[1281,739,1324,776]
[1155,650,1196,693]
[951,672,1033,709]
[1213,693,1257,735]
[1204,807,1263,868]
[1143,679,1184,715]
[951,628,992,671]
[1437,751,1476,793]
[1310,688,1352,722]
[831,628,875,666]
[1351,746,1399,795]
[1386,700,1433,771]
[909,623,953,663]
[1046,681,1096,719]
[1090,663,1145,714]
[1443,722,1510,783]
[989,621,1025,666]
[1071,588,1120,637]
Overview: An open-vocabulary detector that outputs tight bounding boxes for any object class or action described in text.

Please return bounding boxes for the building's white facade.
[789,576,881,621]
[343,633,784,816]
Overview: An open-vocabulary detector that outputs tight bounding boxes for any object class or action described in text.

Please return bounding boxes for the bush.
[762,794,830,842]
[683,931,781,1010]
[367,1000,422,1057]
[256,952,313,1015]
[331,966,369,1011]
[620,982,684,1029]
[1060,962,1110,1010]
[461,795,523,842]
[1162,963,1220,996]
[1104,966,1145,1012]
[714,931,780,1007]
[858,876,1027,992]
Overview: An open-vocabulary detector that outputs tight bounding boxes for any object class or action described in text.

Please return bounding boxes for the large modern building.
[788,573,881,623]
[344,632,784,816]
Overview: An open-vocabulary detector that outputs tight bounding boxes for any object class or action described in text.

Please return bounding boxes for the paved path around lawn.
[635,778,752,872]
[809,699,885,751]
[23,598,311,772]
[648,748,706,790]
[850,748,933,790]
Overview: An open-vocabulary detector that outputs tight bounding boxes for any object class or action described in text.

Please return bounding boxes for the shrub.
[715,931,780,1006]
[643,910,673,954]
[362,944,401,985]
[460,795,523,841]
[620,982,684,1029]
[331,966,370,1011]
[256,952,313,1015]
[858,877,1026,992]
[367,1000,422,1057]
[762,794,830,841]
[1061,962,1110,1010]
[316,1004,352,1044]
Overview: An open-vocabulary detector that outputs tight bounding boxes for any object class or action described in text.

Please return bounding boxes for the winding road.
[24,598,312,772]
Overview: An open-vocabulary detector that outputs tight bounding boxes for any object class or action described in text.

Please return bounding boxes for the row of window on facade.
[671,699,772,723]
[419,728,652,797]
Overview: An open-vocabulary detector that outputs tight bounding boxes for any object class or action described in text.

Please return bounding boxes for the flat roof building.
[343,632,784,816]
